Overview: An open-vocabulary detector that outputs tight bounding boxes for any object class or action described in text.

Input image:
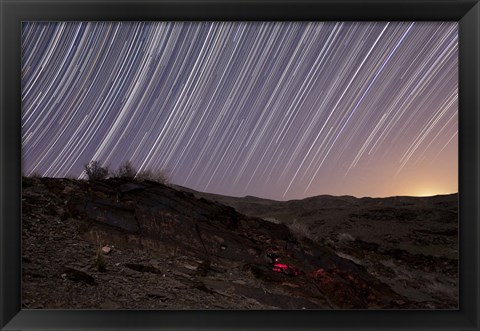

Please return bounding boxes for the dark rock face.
[22,177,453,309]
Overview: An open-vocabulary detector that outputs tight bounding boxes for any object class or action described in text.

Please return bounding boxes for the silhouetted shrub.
[84,161,109,181]
[136,168,170,185]
[114,160,136,179]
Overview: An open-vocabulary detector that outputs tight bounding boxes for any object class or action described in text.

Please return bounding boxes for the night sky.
[21,22,458,200]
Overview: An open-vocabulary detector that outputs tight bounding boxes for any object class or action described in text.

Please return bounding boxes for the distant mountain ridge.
[173,183,458,222]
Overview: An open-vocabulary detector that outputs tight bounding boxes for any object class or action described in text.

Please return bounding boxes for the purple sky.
[21,22,458,200]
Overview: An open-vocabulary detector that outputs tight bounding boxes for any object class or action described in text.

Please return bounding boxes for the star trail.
[21,21,458,200]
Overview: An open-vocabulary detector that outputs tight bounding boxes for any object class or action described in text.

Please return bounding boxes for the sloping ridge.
[23,177,412,309]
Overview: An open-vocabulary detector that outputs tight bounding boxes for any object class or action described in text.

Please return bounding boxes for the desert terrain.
[22,177,458,309]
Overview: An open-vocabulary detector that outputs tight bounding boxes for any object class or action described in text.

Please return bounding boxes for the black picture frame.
[1,0,479,330]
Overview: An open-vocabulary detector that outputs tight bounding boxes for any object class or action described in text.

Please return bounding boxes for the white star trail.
[22,21,458,200]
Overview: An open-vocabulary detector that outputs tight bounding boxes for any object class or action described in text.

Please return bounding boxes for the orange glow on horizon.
[402,186,457,198]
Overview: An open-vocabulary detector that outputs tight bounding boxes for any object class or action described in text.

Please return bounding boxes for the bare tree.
[114,160,136,180]
[84,161,109,181]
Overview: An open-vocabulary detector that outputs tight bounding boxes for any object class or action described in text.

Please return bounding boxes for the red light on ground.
[272,263,300,276]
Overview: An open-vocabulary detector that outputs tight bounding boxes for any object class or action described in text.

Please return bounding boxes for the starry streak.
[21,21,458,200]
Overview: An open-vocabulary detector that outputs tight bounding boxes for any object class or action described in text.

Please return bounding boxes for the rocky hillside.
[22,177,456,309]
[174,186,459,308]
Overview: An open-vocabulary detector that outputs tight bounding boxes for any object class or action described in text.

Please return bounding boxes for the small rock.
[125,263,162,274]
[64,267,95,285]
[102,246,112,254]
[281,282,299,288]
[147,292,171,301]
[122,268,139,276]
